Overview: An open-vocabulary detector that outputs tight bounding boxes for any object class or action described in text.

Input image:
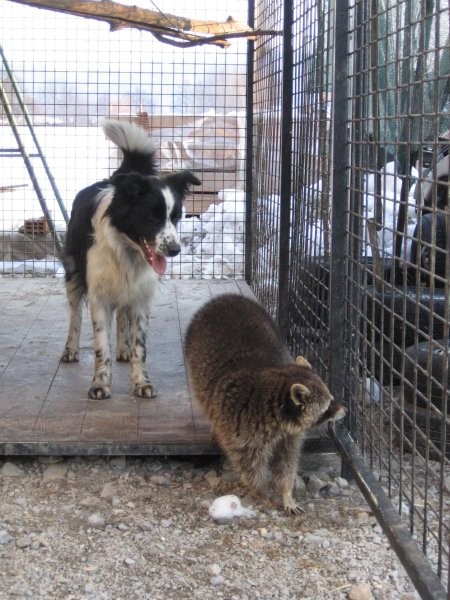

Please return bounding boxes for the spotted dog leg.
[116,306,131,362]
[87,300,113,399]
[129,305,156,398]
[61,280,83,363]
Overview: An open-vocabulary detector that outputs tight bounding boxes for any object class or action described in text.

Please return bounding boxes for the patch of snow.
[208,495,256,520]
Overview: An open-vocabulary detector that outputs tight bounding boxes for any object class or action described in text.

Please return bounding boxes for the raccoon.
[184,293,346,514]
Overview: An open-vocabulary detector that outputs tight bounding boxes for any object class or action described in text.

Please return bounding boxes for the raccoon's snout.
[315,397,347,426]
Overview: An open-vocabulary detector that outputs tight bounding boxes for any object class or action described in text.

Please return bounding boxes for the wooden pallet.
[0,278,254,456]
[0,277,335,457]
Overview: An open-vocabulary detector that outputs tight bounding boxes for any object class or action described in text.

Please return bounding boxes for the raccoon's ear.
[295,356,312,369]
[165,171,201,197]
[290,383,311,409]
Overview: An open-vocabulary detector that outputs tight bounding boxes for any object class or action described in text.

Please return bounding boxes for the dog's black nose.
[167,244,181,257]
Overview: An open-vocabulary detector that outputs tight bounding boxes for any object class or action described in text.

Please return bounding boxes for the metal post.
[329,0,349,408]
[277,0,293,337]
[245,0,255,285]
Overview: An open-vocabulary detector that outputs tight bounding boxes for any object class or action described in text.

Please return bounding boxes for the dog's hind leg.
[129,305,156,398]
[88,300,113,399]
[61,279,83,363]
[116,306,131,362]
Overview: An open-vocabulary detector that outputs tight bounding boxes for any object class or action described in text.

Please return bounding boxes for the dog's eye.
[171,205,182,223]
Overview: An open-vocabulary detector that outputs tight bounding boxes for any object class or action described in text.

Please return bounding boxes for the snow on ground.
[169,189,245,279]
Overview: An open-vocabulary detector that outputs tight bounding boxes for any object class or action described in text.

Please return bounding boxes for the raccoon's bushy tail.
[102,119,158,177]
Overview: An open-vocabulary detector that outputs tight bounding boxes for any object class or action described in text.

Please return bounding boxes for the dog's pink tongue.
[149,248,167,275]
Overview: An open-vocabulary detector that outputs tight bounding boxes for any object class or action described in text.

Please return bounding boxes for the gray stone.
[87,513,106,528]
[207,564,222,576]
[150,474,171,486]
[348,583,375,600]
[0,529,13,544]
[306,476,326,493]
[335,476,349,489]
[42,464,67,483]
[110,456,127,469]
[100,482,117,498]
[15,535,32,549]
[1,462,25,477]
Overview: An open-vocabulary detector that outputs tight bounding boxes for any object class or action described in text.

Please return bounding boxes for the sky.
[0,0,249,68]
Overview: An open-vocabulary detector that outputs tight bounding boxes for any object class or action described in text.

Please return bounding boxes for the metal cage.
[0,0,449,595]
[250,0,449,595]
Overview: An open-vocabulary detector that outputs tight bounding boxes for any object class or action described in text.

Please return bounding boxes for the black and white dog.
[61,120,200,399]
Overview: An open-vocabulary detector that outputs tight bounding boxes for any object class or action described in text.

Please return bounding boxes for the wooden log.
[7,0,255,47]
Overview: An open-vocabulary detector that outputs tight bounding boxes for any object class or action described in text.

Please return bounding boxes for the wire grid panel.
[287,0,335,379]
[250,0,284,317]
[0,0,248,279]
[345,0,449,585]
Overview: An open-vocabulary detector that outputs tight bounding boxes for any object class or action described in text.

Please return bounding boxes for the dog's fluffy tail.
[102,119,158,177]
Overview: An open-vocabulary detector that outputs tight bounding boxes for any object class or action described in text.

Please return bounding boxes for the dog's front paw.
[88,384,111,400]
[61,348,79,362]
[116,347,131,362]
[133,383,157,398]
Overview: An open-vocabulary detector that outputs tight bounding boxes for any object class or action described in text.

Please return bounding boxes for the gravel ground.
[0,452,421,600]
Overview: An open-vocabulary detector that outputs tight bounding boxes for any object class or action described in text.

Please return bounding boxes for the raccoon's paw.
[282,493,305,515]
[88,384,111,400]
[284,503,305,516]
[61,348,79,363]
[132,382,157,399]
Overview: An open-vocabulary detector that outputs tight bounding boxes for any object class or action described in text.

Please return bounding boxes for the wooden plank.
[138,280,196,442]
[0,279,61,376]
[0,283,66,436]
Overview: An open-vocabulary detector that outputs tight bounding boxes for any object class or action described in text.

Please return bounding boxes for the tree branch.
[6,0,279,48]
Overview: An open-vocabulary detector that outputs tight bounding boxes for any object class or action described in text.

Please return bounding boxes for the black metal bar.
[330,425,448,600]
[245,0,255,286]
[329,0,349,406]
[277,0,294,337]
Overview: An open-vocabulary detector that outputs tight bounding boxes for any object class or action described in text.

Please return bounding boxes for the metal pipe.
[277,0,294,338]
[245,0,255,286]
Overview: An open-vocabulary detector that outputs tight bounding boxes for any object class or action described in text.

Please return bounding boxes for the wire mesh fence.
[0,0,248,279]
[344,0,449,590]
[250,0,449,594]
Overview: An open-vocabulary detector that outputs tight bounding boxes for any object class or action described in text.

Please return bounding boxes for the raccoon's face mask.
[288,356,347,428]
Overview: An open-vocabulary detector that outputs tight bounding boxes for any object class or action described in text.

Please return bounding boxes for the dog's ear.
[112,174,148,201]
[164,171,201,197]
